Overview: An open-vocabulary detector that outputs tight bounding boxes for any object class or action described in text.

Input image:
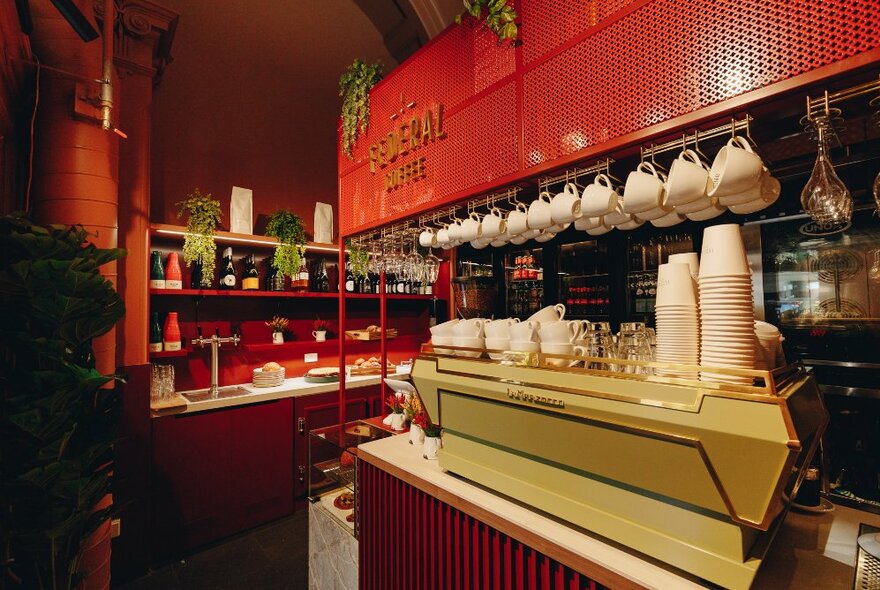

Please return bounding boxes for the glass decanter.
[800,117,852,229]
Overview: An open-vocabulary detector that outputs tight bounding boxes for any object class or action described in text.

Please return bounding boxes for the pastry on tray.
[334,491,355,510]
[339,446,358,468]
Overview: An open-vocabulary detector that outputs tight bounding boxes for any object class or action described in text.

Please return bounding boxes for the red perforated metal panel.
[359,460,608,590]
[339,0,880,235]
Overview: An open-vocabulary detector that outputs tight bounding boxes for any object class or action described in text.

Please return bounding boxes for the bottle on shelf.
[345,263,355,293]
[165,252,182,290]
[189,258,203,289]
[219,247,236,289]
[265,259,285,291]
[316,259,329,293]
[150,250,166,289]
[371,272,380,294]
[396,273,406,295]
[163,311,181,351]
[149,311,163,352]
[291,258,310,291]
[242,254,260,290]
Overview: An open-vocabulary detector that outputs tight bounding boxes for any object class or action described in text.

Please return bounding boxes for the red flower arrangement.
[413,411,441,437]
[385,393,405,414]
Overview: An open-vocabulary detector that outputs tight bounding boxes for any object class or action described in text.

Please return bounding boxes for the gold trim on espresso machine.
[411,344,828,590]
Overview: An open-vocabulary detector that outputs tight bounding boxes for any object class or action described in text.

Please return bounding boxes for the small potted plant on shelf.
[404,395,424,445]
[265,316,290,344]
[265,210,307,285]
[414,412,442,459]
[176,188,221,288]
[384,394,407,431]
[312,317,329,342]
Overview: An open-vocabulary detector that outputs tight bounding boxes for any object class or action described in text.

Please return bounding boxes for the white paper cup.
[709,136,764,198]
[581,174,619,217]
[551,182,583,224]
[668,253,699,279]
[656,263,697,307]
[699,223,750,277]
[665,149,711,206]
[528,304,566,323]
[528,191,554,230]
[624,162,666,214]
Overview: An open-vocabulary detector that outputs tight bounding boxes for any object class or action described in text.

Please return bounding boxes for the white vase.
[389,412,406,431]
[408,424,424,445]
[423,436,442,460]
[272,332,284,344]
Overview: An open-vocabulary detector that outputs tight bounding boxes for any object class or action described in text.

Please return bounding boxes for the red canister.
[163,312,182,351]
[165,253,183,290]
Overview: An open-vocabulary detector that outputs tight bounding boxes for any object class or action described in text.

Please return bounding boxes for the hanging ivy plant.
[339,59,383,158]
[176,188,221,283]
[455,0,520,44]
[265,210,307,279]
[347,239,370,279]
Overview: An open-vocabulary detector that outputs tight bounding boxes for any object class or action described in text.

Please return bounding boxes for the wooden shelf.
[150,223,338,253]
[150,349,189,359]
[343,293,433,301]
[241,339,340,353]
[149,288,338,299]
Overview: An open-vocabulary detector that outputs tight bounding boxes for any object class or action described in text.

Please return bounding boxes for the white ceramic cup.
[534,230,557,243]
[634,204,672,221]
[668,252,699,279]
[623,162,666,214]
[675,194,714,214]
[538,320,581,344]
[665,149,711,206]
[656,262,697,307]
[550,182,583,224]
[419,228,437,248]
[507,205,530,235]
[650,211,686,227]
[528,304,566,323]
[453,336,485,357]
[527,191,554,230]
[447,220,464,242]
[604,199,631,226]
[470,239,489,249]
[436,227,451,247]
[540,343,588,367]
[686,201,726,221]
[453,318,485,338]
[430,318,459,337]
[490,234,511,247]
[481,209,507,240]
[574,215,602,231]
[547,222,571,233]
[586,224,612,236]
[510,320,539,342]
[509,234,529,245]
[729,174,781,214]
[461,212,483,242]
[617,217,645,231]
[485,337,511,359]
[699,223,750,277]
[485,318,520,339]
[708,136,764,198]
[431,334,454,354]
[510,340,540,353]
[581,174,619,217]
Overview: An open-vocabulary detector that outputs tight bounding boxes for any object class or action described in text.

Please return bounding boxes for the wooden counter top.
[358,434,880,589]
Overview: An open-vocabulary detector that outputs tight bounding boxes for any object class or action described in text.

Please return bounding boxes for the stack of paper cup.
[667,252,699,281]
[698,224,756,384]
[654,262,699,378]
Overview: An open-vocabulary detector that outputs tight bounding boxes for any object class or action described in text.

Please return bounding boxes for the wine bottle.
[149,311,163,352]
[345,263,355,293]
[189,258,203,289]
[219,247,236,289]
[150,251,166,289]
[242,254,260,290]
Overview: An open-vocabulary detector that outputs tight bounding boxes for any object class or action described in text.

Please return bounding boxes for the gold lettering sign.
[369,103,447,191]
[507,387,565,408]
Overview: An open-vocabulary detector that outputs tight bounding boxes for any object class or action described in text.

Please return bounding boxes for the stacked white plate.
[698,224,756,384]
[654,262,699,379]
[252,366,285,388]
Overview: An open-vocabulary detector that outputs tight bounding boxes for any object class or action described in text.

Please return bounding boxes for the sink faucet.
[192,327,240,399]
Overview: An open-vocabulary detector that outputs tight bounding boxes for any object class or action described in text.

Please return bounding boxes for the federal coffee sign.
[368,103,447,191]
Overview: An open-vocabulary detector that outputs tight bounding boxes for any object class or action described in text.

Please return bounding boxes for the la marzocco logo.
[507,387,564,408]
[798,219,851,236]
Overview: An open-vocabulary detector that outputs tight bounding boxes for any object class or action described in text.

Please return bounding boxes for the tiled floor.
[116,511,309,590]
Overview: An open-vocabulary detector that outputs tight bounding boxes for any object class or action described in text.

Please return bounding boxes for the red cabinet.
[151,398,293,559]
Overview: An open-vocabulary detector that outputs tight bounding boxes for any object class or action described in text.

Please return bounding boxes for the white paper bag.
[230,186,253,234]
[314,202,333,244]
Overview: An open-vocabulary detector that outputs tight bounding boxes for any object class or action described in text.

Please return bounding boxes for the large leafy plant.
[456,0,519,44]
[176,188,221,286]
[0,215,125,589]
[339,59,383,158]
[265,210,306,279]
[346,239,369,280]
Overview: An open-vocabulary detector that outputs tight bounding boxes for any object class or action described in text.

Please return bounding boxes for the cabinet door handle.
[298,417,306,435]
[298,465,306,484]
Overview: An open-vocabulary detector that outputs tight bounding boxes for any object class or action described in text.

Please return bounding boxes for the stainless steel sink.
[181,385,251,402]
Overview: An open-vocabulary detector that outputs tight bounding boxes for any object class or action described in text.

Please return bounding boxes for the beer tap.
[192,325,240,399]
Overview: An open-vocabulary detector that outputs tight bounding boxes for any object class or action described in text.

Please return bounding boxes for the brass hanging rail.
[642,116,754,161]
[538,158,616,189]
[805,74,880,120]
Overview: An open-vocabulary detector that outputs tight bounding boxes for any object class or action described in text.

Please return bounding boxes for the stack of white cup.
[485,318,519,359]
[452,319,486,357]
[429,319,459,354]
[654,262,699,378]
[509,320,540,355]
[698,224,756,384]
[538,319,585,367]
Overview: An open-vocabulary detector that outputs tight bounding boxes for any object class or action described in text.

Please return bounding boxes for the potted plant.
[265,316,289,344]
[312,317,329,342]
[265,210,307,283]
[384,394,407,431]
[339,59,383,158]
[347,239,370,282]
[455,0,520,44]
[404,395,424,445]
[0,215,125,589]
[414,412,442,459]
[176,188,221,288]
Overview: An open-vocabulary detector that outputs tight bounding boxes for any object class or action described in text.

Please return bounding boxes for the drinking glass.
[616,322,653,374]
[800,115,852,229]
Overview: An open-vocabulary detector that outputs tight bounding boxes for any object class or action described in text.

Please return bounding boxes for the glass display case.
[505,247,544,319]
[309,420,392,536]
[559,240,609,319]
